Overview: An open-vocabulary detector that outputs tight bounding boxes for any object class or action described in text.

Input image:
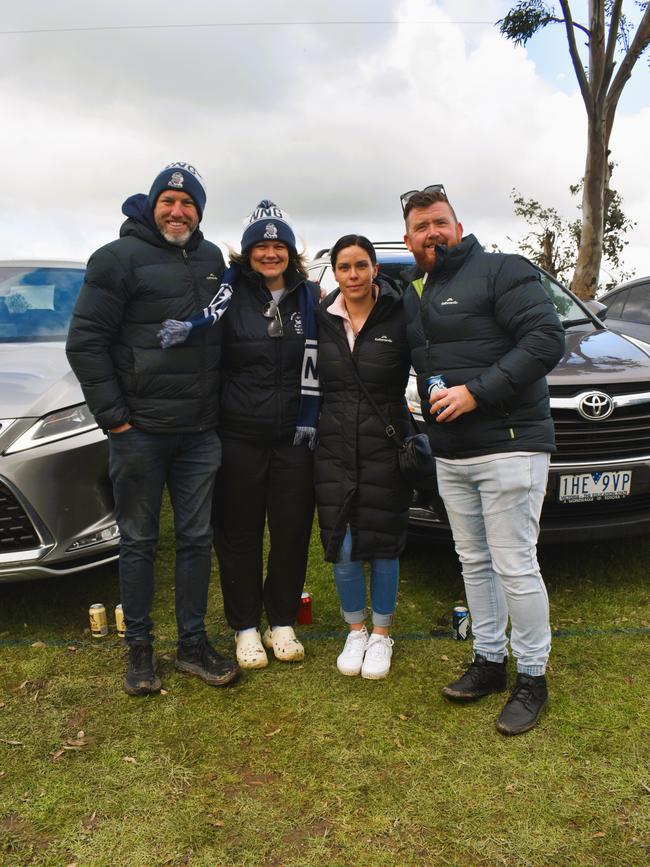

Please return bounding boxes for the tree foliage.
[498,2,650,299]
[512,164,636,291]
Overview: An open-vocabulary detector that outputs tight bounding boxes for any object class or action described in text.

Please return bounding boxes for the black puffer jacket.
[218,266,319,443]
[315,281,412,562]
[404,235,565,458]
[66,211,225,433]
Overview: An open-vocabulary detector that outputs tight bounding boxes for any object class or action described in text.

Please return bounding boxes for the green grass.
[0,508,649,866]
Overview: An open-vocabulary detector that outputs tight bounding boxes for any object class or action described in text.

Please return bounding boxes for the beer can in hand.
[426,374,448,416]
[452,606,471,640]
[89,603,108,638]
[297,591,313,625]
[115,604,126,638]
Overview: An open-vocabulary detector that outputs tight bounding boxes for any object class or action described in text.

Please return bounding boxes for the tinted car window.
[0,266,84,342]
[620,283,650,323]
[603,289,627,318]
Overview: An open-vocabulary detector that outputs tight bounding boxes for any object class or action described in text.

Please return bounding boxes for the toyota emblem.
[578,391,614,420]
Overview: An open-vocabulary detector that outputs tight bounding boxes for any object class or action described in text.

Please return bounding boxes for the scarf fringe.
[294,426,317,450]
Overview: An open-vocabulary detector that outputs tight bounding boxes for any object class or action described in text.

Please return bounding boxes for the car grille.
[551,385,650,462]
[0,481,40,552]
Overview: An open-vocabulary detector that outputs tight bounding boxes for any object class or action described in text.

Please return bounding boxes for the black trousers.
[213,438,315,630]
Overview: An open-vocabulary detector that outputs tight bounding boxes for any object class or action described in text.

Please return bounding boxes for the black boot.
[175,636,240,686]
[442,653,508,701]
[124,642,162,696]
[496,673,548,736]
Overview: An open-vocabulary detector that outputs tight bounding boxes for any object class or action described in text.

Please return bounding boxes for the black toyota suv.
[308,243,650,544]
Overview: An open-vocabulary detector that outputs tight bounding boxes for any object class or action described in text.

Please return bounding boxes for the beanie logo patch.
[263,222,278,240]
[168,171,185,189]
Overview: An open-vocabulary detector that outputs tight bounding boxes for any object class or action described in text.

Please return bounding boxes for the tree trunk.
[570,112,608,299]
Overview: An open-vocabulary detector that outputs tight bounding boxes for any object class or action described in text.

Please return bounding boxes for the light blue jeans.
[436,454,551,675]
[333,528,399,627]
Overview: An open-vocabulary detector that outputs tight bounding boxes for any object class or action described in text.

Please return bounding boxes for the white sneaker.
[361,633,394,680]
[234,629,268,669]
[262,626,305,662]
[336,627,369,676]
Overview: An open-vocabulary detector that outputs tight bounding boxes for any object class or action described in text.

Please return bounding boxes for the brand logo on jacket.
[291,312,303,334]
[263,223,278,239]
[440,298,458,305]
[374,335,393,343]
[206,273,220,280]
[168,172,185,189]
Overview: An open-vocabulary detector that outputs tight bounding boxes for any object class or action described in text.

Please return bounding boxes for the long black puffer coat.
[315,280,412,562]
[66,209,225,433]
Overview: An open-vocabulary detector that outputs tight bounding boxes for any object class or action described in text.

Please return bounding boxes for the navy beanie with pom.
[241,200,297,255]
[148,162,207,220]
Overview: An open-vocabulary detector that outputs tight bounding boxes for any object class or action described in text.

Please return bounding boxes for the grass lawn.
[0,505,649,866]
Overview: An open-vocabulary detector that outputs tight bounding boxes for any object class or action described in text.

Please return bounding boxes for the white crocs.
[234,629,268,669]
[262,626,305,662]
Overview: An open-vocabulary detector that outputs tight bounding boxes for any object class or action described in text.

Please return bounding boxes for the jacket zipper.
[183,248,207,431]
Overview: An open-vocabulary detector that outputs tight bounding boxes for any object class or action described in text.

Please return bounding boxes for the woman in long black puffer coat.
[315,235,412,680]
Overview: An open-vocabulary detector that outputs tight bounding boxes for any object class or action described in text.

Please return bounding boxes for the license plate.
[558,470,632,503]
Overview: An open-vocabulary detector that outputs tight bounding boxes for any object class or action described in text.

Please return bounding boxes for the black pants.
[213,438,315,631]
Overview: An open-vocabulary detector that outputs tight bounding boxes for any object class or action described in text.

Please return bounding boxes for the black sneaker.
[175,636,240,686]
[496,673,548,736]
[124,642,162,696]
[441,653,508,702]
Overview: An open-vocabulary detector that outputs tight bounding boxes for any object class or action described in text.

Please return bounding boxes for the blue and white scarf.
[158,267,321,449]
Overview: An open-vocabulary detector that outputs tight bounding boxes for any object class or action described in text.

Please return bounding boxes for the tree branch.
[598,0,623,103]
[558,0,592,109]
[605,3,650,140]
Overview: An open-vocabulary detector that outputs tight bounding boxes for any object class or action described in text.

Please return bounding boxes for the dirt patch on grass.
[0,812,53,855]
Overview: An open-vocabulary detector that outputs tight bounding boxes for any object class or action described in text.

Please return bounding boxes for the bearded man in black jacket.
[66,163,239,695]
[402,186,565,735]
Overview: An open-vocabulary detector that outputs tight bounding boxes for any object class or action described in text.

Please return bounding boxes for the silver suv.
[309,243,650,543]
[0,260,119,583]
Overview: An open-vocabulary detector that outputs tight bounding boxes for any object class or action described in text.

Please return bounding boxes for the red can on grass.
[297,591,312,625]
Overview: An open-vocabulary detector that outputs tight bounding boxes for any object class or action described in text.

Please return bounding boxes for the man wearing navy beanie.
[67,162,239,695]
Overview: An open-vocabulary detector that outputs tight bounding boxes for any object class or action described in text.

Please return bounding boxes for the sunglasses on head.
[263,299,283,337]
[400,184,447,214]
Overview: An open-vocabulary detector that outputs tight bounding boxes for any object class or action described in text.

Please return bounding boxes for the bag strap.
[347,359,406,449]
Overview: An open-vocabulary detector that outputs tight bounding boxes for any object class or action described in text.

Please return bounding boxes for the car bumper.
[408,454,650,545]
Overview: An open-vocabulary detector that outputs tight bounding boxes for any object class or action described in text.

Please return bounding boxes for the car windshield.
[0,266,84,342]
[538,272,595,326]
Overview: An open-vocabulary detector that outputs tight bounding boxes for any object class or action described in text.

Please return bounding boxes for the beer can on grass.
[115,604,126,638]
[426,374,448,416]
[452,606,471,641]
[297,591,313,625]
[89,603,108,638]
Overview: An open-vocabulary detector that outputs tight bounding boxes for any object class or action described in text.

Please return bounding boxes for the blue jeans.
[108,427,221,645]
[333,528,399,628]
[436,454,551,675]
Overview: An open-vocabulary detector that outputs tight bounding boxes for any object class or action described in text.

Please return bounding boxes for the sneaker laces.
[365,634,393,660]
[506,678,540,709]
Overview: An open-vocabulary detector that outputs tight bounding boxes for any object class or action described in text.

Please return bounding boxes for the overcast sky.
[1,0,648,283]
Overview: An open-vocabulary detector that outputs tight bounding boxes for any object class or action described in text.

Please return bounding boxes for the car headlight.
[4,403,99,454]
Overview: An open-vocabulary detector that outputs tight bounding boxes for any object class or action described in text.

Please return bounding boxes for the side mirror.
[584,300,608,321]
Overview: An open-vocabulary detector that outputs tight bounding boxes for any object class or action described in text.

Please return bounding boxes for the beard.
[159,226,193,246]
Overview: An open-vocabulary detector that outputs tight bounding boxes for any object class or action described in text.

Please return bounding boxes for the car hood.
[548,327,650,387]
[0,342,84,418]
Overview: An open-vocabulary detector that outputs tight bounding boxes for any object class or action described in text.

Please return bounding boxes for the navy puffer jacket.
[403,235,565,459]
[66,204,225,433]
